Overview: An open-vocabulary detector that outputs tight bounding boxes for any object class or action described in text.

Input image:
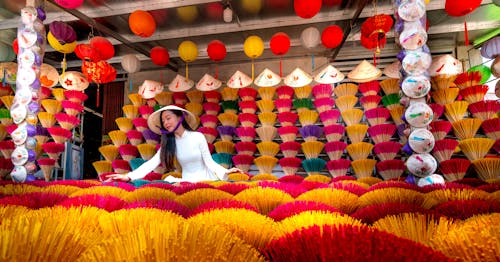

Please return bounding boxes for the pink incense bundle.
[279,157,302,176]
[39,86,53,100]
[202,102,221,116]
[42,142,65,160]
[5,124,17,135]
[359,95,382,111]
[373,141,401,161]
[204,90,221,103]
[364,107,390,126]
[132,117,148,132]
[459,85,489,104]
[312,84,333,99]
[274,98,293,113]
[232,154,255,173]
[47,127,72,143]
[276,85,294,99]
[198,126,218,143]
[54,113,80,130]
[376,159,405,180]
[481,118,500,141]
[280,141,301,158]
[200,114,219,128]
[118,144,139,161]
[234,141,257,156]
[61,100,84,116]
[172,91,188,105]
[0,140,15,158]
[326,159,351,177]
[313,97,335,113]
[319,109,340,126]
[112,159,131,174]
[277,111,298,127]
[428,103,445,121]
[138,105,154,119]
[0,157,13,179]
[323,124,345,142]
[454,71,482,89]
[239,100,257,114]
[126,130,143,146]
[428,120,452,141]
[238,87,258,101]
[63,90,88,104]
[432,139,459,162]
[277,125,299,142]
[324,141,347,160]
[468,100,500,121]
[238,113,258,127]
[37,157,57,182]
[207,142,215,154]
[235,127,256,142]
[367,123,397,144]
[358,80,380,96]
[439,158,471,182]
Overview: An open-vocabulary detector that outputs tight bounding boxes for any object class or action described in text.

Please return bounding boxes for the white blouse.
[127,130,229,182]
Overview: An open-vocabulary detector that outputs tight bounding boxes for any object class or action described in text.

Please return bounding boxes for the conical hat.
[284,67,312,88]
[314,65,345,84]
[39,63,59,88]
[491,56,500,78]
[139,80,164,99]
[428,54,462,76]
[196,73,222,91]
[383,60,402,79]
[168,74,194,92]
[59,71,89,91]
[227,70,252,88]
[254,68,281,87]
[348,60,382,83]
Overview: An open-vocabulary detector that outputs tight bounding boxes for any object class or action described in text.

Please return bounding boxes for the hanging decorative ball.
[270,32,291,56]
[205,3,223,20]
[300,27,321,50]
[241,0,262,14]
[178,40,199,63]
[12,38,18,55]
[207,40,227,62]
[89,36,115,61]
[468,64,492,85]
[49,21,77,45]
[361,14,394,37]
[47,31,77,54]
[150,46,169,66]
[480,36,500,59]
[321,25,343,49]
[444,0,482,17]
[176,5,199,23]
[54,0,84,9]
[150,9,168,25]
[81,60,117,84]
[243,35,264,59]
[75,44,101,61]
[121,54,141,74]
[129,10,156,38]
[294,0,322,19]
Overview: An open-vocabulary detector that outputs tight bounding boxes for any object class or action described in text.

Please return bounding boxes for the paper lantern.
[74,44,101,62]
[205,3,223,20]
[300,27,321,49]
[81,60,117,84]
[480,36,500,59]
[444,0,481,16]
[47,31,77,54]
[49,21,76,45]
[323,0,341,6]
[243,35,264,59]
[468,65,492,85]
[121,54,141,73]
[321,25,343,49]
[178,41,198,63]
[207,40,226,62]
[12,38,18,55]
[89,36,114,61]
[129,10,156,38]
[150,46,169,66]
[270,32,290,55]
[294,0,322,19]
[176,5,199,23]
[242,0,262,14]
[54,0,84,9]
[266,0,290,9]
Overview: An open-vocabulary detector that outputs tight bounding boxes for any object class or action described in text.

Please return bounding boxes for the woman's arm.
[196,133,230,180]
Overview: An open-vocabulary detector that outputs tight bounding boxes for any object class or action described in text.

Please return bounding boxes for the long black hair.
[159,109,194,171]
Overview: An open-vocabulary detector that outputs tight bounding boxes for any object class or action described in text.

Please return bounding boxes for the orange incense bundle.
[468,100,500,121]
[346,142,373,161]
[51,88,65,101]
[54,113,80,130]
[359,95,382,111]
[235,127,256,142]
[47,127,72,144]
[218,112,239,127]
[319,109,341,126]
[253,155,278,174]
[444,101,469,122]
[379,78,400,95]
[277,111,298,127]
[108,130,128,147]
[98,145,119,162]
[220,87,238,101]
[351,159,376,178]
[367,123,397,144]
[294,85,312,99]
[154,91,173,106]
[326,159,351,177]
[235,141,257,156]
[126,130,143,146]
[118,144,139,161]
[345,124,368,144]
[64,90,88,104]
[258,112,277,126]
[280,141,301,158]
[335,95,358,112]
[256,99,275,113]
[334,83,358,97]
[198,126,218,144]
[232,154,255,173]
[202,102,221,116]
[323,124,345,142]
[238,87,258,101]
[132,117,148,132]
[365,107,390,126]
[439,158,471,182]
[451,118,482,140]
[301,141,324,159]
[258,86,276,100]
[298,110,319,126]
[115,117,133,132]
[459,138,495,161]
[41,99,62,114]
[313,97,335,113]
[239,100,257,114]
[432,139,459,162]
[276,85,294,99]
[213,140,235,154]
[257,141,280,157]
[341,109,364,126]
[92,160,112,175]
[137,143,156,160]
[279,157,302,176]
[431,88,459,105]
[203,90,221,103]
[373,141,401,161]
[312,84,333,99]
[376,159,405,180]
[128,93,145,106]
[186,90,204,104]
[388,105,405,126]
[274,98,293,113]
[37,112,56,128]
[324,141,347,160]
[358,80,380,96]
[278,126,299,142]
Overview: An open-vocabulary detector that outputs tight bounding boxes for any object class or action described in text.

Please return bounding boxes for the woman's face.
[161,110,181,132]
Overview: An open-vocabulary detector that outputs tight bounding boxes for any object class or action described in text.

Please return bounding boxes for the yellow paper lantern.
[178,40,198,63]
[244,35,264,59]
[176,5,199,23]
[47,31,77,54]
[241,0,262,14]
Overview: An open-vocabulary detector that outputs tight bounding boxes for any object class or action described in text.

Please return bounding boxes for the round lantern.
[150,9,168,25]
[242,0,262,14]
[323,0,341,6]
[300,27,321,49]
[321,25,343,49]
[54,0,84,9]
[47,31,77,54]
[89,36,114,61]
[75,44,101,62]
[207,40,227,62]
[150,46,169,66]
[243,35,264,59]
[129,10,156,38]
[205,3,223,20]
[270,32,290,55]
[294,0,322,19]
[468,64,492,85]
[444,0,482,17]
[12,38,19,55]
[480,36,500,59]
[121,54,141,73]
[266,0,290,9]
[178,40,198,63]
[49,21,76,45]
[176,6,199,23]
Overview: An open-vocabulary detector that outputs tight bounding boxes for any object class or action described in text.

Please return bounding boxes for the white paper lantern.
[406,153,437,177]
[121,54,141,74]
[408,128,435,153]
[300,27,320,50]
[417,174,445,187]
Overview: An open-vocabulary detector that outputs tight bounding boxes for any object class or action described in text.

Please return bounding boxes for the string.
[251,59,254,80]
[160,114,185,135]
[96,85,100,107]
[215,63,219,79]
[311,53,315,72]
[279,59,283,78]
[129,79,133,93]
[464,18,469,46]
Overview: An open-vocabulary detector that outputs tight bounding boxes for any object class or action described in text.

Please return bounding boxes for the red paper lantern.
[361,14,393,37]
[270,32,291,56]
[323,0,341,6]
[75,44,101,61]
[129,10,156,38]
[150,46,169,66]
[266,0,290,9]
[294,0,322,19]
[321,25,343,49]
[207,40,226,62]
[12,38,18,55]
[445,0,482,16]
[81,60,117,84]
[89,36,114,61]
[205,3,223,20]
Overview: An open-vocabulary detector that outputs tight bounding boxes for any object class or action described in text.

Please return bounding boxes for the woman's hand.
[104,173,131,183]
[226,167,242,174]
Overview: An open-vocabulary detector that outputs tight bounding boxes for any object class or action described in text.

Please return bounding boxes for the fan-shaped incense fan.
[431,88,459,105]
[324,141,347,160]
[277,111,298,127]
[203,90,221,103]
[430,74,457,91]
[218,112,239,127]
[232,154,255,173]
[274,99,292,113]
[64,90,88,104]
[381,93,401,110]
[451,118,482,140]
[47,127,72,144]
[326,159,351,177]
[334,83,358,97]
[373,141,401,161]
[379,78,400,95]
[294,85,312,99]
[137,143,156,160]
[359,95,382,111]
[358,80,380,96]
[481,118,500,141]
[376,159,405,180]
[444,101,470,122]
[220,87,239,101]
[346,142,373,161]
[313,97,335,113]
[238,87,258,101]
[319,109,341,126]
[186,90,204,103]
[299,125,323,142]
[279,157,302,176]
[0,109,12,125]
[142,129,160,145]
[54,113,80,130]
[41,99,63,114]
[341,109,364,126]
[293,98,314,113]
[128,93,145,106]
[154,91,173,106]
[335,95,358,112]
[221,100,238,114]
[429,120,452,141]
[301,141,324,159]
[121,105,139,120]
[454,71,482,89]
[234,141,257,156]
[365,107,390,126]
[468,100,500,121]
[0,140,15,159]
[132,117,148,132]
[429,103,445,121]
[35,126,50,145]
[125,130,143,146]
[257,99,275,113]
[0,124,6,142]
[439,158,471,182]
[98,145,119,162]
[432,139,459,162]
[278,126,299,142]
[302,158,327,176]
[51,88,65,101]
[239,100,257,114]
[0,95,14,110]
[254,155,278,174]
[115,117,133,132]
[235,127,256,142]
[256,141,280,157]
[323,124,345,142]
[212,152,233,169]
[112,159,131,173]
[118,144,139,161]
[472,158,500,181]
[108,130,128,147]
[200,114,219,129]
[276,85,294,99]
[172,92,188,105]
[459,138,495,161]
[367,123,396,144]
[138,105,154,119]
[202,102,221,116]
[92,160,112,175]
[37,112,56,128]
[298,110,319,126]
[42,142,65,160]
[258,86,276,100]
[217,125,235,141]
[37,157,57,181]
[280,141,301,158]
[389,105,405,126]
[256,125,277,142]
[198,126,218,143]
[351,159,376,178]
[238,113,258,128]
[213,140,235,154]
[345,124,368,144]
[459,85,489,104]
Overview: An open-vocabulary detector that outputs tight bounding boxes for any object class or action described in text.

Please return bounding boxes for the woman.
[107,105,240,183]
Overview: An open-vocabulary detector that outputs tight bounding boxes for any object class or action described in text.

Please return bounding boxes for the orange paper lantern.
[129,10,156,38]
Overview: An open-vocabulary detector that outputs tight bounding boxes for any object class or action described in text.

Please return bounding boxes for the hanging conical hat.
[383,60,402,79]
[139,80,164,99]
[59,71,89,91]
[196,73,222,91]
[168,74,194,92]
[227,70,252,88]
[314,65,345,84]
[348,60,382,83]
[39,63,59,88]
[254,68,281,87]
[428,54,462,76]
[284,67,312,88]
